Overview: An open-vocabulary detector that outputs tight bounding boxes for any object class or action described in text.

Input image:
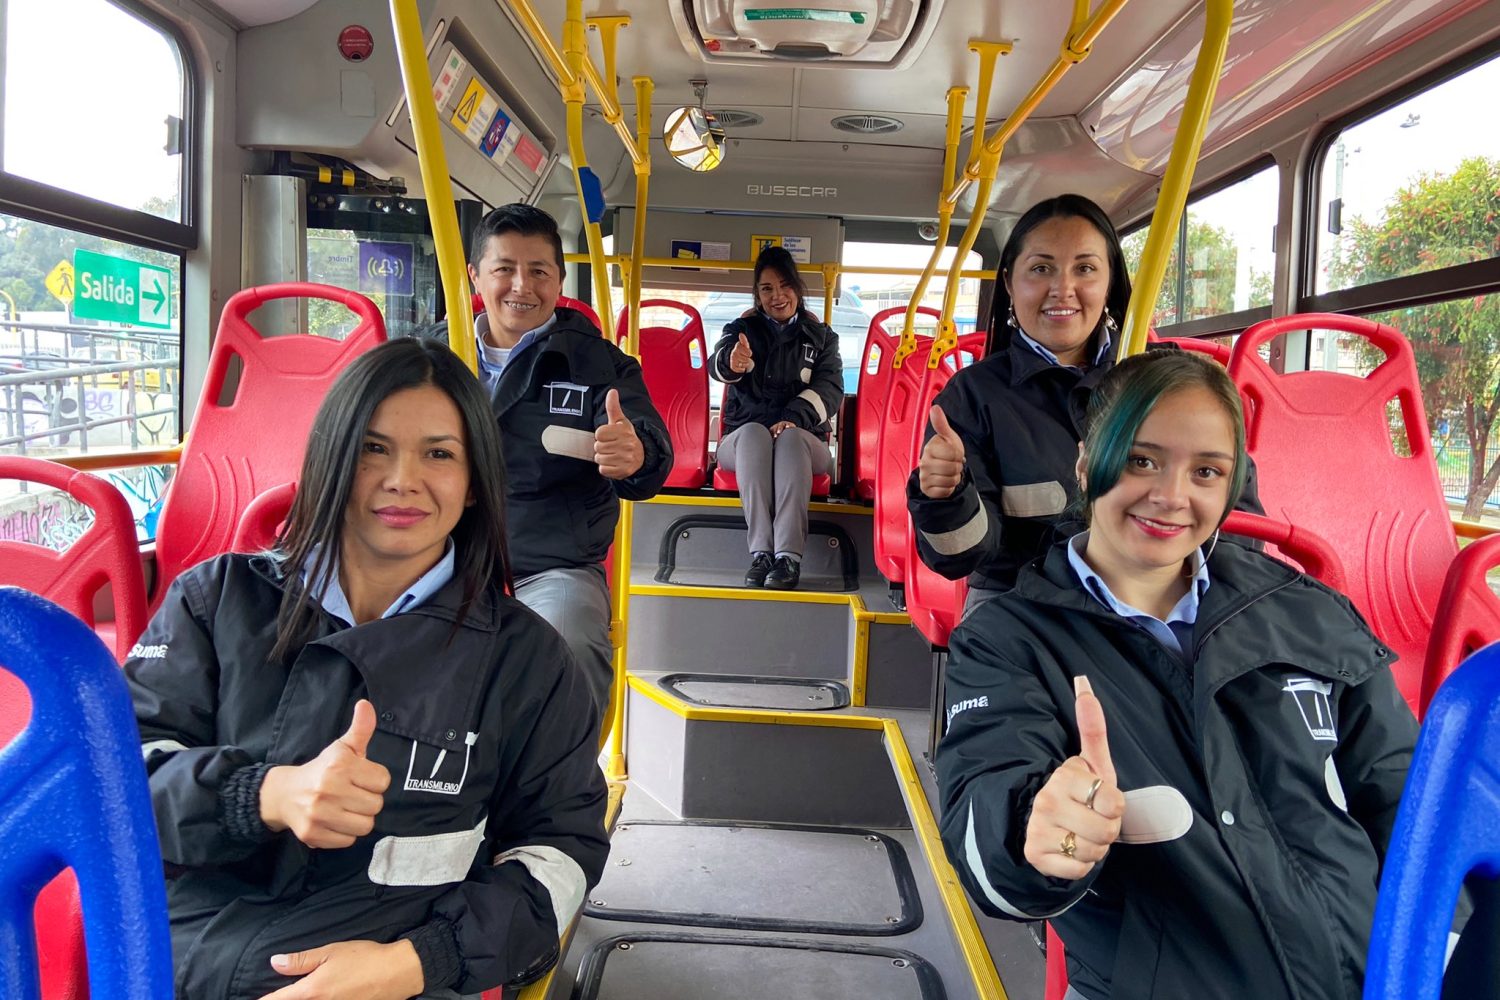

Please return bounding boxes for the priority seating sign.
[72,248,173,329]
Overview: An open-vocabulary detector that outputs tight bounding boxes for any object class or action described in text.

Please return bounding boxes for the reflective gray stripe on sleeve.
[368,819,485,887]
[797,388,828,423]
[921,506,987,556]
[964,802,1082,920]
[141,739,189,759]
[494,844,587,935]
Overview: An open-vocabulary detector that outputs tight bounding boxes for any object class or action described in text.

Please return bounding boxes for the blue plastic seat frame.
[1364,641,1500,999]
[0,586,172,1000]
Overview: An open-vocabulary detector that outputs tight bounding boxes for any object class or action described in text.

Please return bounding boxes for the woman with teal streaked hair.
[934,350,1430,1000]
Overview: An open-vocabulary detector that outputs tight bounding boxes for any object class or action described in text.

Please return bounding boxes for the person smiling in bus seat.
[936,350,1442,1000]
[467,203,671,715]
[909,194,1260,613]
[126,339,608,1000]
[710,245,844,590]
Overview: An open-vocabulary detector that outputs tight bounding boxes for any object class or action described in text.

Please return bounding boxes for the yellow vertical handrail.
[625,77,653,359]
[894,86,968,369]
[561,0,616,337]
[388,0,474,371]
[1120,0,1234,358]
[584,16,646,168]
[930,167,995,367]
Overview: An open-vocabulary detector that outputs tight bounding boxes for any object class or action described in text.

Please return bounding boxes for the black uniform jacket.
[489,307,672,578]
[125,554,609,999]
[710,310,844,440]
[937,539,1421,1000]
[907,334,1262,591]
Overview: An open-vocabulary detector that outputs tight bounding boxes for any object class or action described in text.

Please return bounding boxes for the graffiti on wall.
[0,492,94,551]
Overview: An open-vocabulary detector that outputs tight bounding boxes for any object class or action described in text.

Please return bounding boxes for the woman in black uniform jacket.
[126,338,608,1000]
[936,350,1425,1000]
[710,246,844,591]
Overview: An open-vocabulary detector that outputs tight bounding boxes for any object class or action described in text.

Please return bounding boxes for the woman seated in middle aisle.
[937,349,1431,1000]
[908,193,1259,613]
[126,337,608,1000]
[710,245,845,591]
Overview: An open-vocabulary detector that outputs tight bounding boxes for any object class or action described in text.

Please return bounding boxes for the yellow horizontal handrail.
[53,447,182,472]
[504,0,577,87]
[561,252,995,281]
[1455,519,1500,540]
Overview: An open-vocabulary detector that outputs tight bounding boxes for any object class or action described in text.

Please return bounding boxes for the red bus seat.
[855,306,938,501]
[232,482,298,554]
[150,283,386,612]
[1421,533,1500,715]
[1149,331,1231,366]
[903,334,987,646]
[615,300,710,488]
[0,456,148,662]
[1229,313,1455,711]
[712,466,832,496]
[872,339,947,584]
[470,292,602,333]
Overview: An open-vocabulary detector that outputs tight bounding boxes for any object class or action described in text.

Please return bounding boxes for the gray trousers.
[514,565,613,715]
[717,423,833,559]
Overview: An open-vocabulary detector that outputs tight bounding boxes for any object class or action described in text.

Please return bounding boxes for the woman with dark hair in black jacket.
[937,350,1426,1000]
[126,338,608,1000]
[710,246,844,590]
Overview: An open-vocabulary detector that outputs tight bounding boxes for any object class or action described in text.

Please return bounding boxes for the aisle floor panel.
[573,933,946,1000]
[585,821,921,934]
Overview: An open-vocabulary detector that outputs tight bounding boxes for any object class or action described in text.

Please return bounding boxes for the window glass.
[0,211,181,540]
[307,228,439,339]
[3,0,186,221]
[1304,294,1500,521]
[1316,54,1500,294]
[1123,163,1277,327]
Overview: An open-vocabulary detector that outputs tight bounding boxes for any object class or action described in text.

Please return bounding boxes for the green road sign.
[72,248,173,329]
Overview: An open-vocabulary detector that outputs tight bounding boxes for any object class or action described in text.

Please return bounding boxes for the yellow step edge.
[630,581,912,627]
[623,674,1005,999]
[643,493,873,516]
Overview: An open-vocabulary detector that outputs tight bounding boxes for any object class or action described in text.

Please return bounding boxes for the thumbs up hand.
[595,388,644,480]
[918,405,967,499]
[1023,676,1125,879]
[259,699,392,849]
[729,333,755,374]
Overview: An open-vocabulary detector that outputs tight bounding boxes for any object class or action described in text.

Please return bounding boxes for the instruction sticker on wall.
[751,234,811,264]
[670,240,732,272]
[433,52,467,108]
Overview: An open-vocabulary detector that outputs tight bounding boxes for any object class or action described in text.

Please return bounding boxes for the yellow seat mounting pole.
[388,0,474,371]
[1120,0,1233,358]
[893,86,966,370]
[604,77,651,782]
[946,0,1132,209]
[561,0,615,337]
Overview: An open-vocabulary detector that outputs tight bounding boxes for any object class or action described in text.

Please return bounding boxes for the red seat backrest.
[614,300,710,489]
[1422,533,1500,715]
[1229,313,1456,710]
[903,334,987,646]
[151,284,386,610]
[231,482,298,554]
[873,339,947,584]
[1149,331,1231,366]
[855,307,939,501]
[0,456,147,661]
[1045,923,1068,1000]
[470,293,602,333]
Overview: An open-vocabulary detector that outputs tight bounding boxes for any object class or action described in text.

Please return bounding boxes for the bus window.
[842,241,982,387]
[2,0,187,221]
[1124,162,1278,329]
[1315,52,1500,295]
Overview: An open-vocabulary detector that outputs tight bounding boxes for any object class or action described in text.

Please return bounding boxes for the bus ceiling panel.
[983,117,1157,221]
[606,139,943,222]
[666,0,946,70]
[1079,0,1497,176]
[204,0,319,28]
[237,0,565,208]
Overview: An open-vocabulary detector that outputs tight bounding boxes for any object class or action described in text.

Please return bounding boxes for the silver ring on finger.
[1084,776,1103,811]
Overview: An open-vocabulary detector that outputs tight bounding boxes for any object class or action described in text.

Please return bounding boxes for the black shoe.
[744,552,774,587]
[765,555,801,590]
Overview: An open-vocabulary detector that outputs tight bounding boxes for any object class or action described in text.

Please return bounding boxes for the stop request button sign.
[339,25,374,62]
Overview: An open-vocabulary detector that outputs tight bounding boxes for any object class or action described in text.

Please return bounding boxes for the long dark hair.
[991,193,1132,350]
[751,245,817,325]
[270,338,512,663]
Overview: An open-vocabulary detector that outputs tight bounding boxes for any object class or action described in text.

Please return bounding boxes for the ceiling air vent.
[832,113,904,135]
[711,109,765,129]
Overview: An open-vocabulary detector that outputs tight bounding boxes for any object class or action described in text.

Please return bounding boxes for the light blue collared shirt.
[475,310,558,391]
[1065,531,1210,657]
[1015,325,1113,370]
[299,541,456,626]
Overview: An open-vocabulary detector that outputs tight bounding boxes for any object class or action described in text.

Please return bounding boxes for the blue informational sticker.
[358,241,414,296]
[481,109,511,157]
